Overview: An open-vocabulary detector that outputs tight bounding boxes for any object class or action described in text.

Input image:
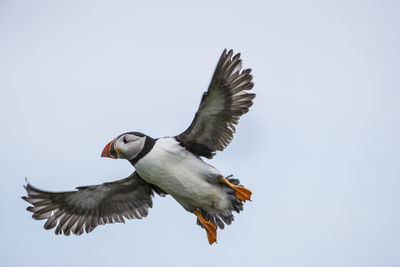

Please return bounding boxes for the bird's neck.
[129,136,157,165]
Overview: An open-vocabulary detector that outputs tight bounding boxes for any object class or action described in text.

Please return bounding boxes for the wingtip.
[23,177,30,189]
[233,52,241,61]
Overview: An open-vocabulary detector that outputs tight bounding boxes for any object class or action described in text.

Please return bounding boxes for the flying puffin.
[23,49,255,244]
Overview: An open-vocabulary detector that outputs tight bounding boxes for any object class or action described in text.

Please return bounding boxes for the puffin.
[23,49,255,244]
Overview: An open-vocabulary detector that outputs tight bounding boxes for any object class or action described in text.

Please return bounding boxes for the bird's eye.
[122,136,128,144]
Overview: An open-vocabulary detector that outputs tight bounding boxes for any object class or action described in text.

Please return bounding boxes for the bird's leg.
[220,176,252,202]
[193,210,217,245]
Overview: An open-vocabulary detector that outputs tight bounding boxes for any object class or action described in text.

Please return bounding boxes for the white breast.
[134,137,230,211]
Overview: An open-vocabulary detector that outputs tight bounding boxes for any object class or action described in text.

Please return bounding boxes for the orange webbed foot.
[220,177,252,202]
[194,210,217,245]
[233,185,252,201]
[203,220,217,245]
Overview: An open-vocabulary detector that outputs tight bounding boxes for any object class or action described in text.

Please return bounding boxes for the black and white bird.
[23,49,255,244]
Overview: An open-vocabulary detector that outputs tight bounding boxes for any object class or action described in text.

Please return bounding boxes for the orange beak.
[101,139,115,158]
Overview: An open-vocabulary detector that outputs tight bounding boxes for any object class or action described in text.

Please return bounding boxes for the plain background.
[1,1,399,266]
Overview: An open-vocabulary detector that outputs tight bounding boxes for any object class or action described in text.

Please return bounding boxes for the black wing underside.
[22,172,166,235]
[176,49,255,158]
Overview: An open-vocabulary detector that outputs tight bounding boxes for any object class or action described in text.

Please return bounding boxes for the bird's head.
[101,132,147,160]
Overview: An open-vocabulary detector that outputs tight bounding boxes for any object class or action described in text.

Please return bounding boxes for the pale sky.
[1,1,400,266]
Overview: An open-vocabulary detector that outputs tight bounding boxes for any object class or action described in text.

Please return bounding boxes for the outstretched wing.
[176,49,255,159]
[22,172,163,235]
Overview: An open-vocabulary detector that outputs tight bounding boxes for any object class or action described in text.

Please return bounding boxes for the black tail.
[197,176,246,230]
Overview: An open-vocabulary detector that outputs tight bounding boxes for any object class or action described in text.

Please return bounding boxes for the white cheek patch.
[124,134,140,143]
[126,137,146,160]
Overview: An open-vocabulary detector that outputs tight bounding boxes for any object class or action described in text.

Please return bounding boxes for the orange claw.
[220,177,252,201]
[194,210,217,245]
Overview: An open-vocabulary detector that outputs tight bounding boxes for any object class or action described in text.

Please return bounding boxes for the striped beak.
[101,139,118,159]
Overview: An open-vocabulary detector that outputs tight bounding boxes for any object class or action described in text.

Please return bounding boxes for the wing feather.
[176,49,255,158]
[22,172,165,235]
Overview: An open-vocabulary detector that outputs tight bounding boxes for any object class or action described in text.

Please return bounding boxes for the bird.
[22,49,255,244]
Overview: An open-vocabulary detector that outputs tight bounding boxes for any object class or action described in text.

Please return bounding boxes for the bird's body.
[23,49,256,244]
[135,137,231,213]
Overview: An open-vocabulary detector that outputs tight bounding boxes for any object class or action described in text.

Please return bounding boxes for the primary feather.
[176,49,255,158]
[22,172,162,235]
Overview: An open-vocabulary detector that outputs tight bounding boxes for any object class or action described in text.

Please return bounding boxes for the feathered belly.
[134,138,230,211]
